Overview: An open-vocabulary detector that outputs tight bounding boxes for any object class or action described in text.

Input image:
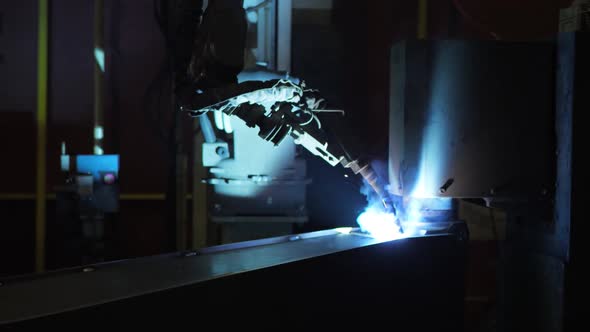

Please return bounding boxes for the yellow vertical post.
[35,0,49,273]
[94,0,104,155]
[418,0,428,39]
[192,119,208,249]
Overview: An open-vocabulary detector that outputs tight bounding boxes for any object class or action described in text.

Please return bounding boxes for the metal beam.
[0,231,466,329]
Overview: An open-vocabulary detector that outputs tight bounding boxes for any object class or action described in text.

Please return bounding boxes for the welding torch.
[341,159,394,212]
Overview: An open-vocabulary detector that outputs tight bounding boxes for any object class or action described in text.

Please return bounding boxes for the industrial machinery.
[2,0,587,329]
[198,71,311,243]
[385,35,586,331]
[180,75,402,237]
[386,38,555,240]
[52,148,120,267]
[174,30,580,331]
[169,0,399,242]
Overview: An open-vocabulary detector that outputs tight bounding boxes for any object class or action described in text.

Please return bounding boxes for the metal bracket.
[202,142,230,167]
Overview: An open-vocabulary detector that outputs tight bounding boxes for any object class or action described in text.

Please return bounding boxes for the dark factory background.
[0,0,583,330]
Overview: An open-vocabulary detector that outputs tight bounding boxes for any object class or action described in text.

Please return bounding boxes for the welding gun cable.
[298,111,316,127]
[299,111,322,129]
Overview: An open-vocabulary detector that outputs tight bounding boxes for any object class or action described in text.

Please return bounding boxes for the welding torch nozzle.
[342,159,393,211]
[342,159,403,232]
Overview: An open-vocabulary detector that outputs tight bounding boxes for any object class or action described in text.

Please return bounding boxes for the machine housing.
[389,40,555,200]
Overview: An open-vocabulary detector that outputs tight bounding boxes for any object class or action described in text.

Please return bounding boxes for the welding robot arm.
[178,78,396,216]
[172,0,396,220]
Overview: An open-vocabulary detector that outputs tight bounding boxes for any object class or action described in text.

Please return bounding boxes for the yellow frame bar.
[417,0,428,39]
[36,0,49,272]
[0,193,197,201]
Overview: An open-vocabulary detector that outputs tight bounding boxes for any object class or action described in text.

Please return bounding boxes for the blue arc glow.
[410,48,457,199]
[356,205,405,241]
[356,49,457,238]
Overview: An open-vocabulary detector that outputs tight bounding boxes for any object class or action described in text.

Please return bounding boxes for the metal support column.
[276,0,292,72]
[175,118,188,251]
[35,0,49,273]
[191,119,208,249]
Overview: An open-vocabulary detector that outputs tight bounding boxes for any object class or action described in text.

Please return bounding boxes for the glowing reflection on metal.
[334,227,353,234]
[223,114,234,134]
[214,110,224,130]
[410,49,455,198]
[357,51,459,238]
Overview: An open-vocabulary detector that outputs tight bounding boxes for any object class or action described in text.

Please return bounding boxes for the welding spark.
[356,205,405,241]
[355,160,407,240]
